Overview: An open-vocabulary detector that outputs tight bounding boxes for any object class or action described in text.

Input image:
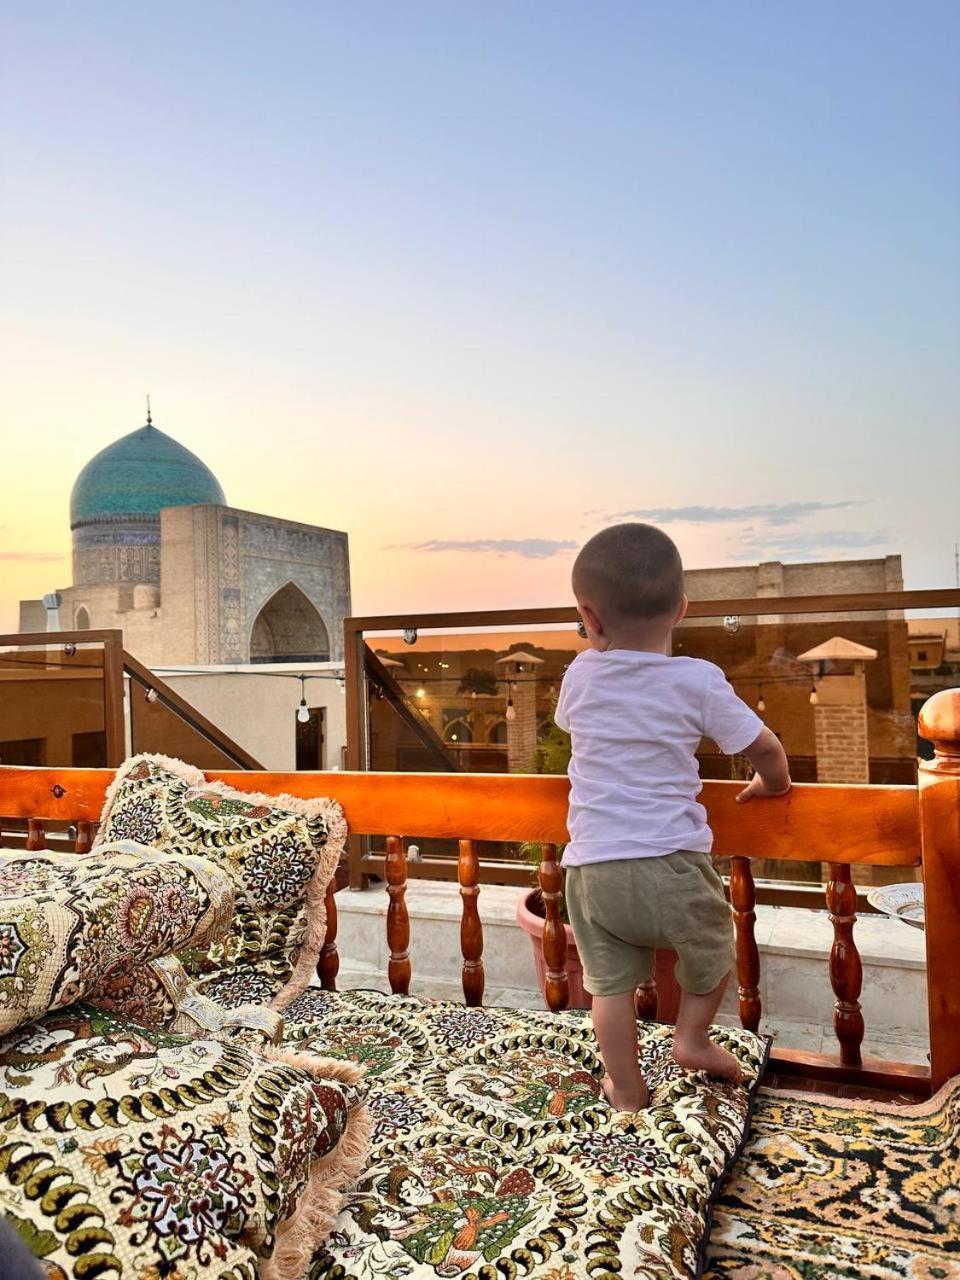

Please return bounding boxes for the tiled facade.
[25,503,350,668]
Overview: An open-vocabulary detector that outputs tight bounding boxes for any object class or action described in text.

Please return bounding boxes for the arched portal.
[75,606,90,630]
[443,718,473,744]
[249,583,330,663]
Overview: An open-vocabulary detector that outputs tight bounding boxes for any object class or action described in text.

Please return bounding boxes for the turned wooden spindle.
[538,843,569,1012]
[827,862,864,1066]
[729,857,762,1033]
[385,835,411,996]
[918,689,960,1088]
[458,839,485,1006]
[634,980,658,1022]
[26,819,46,851]
[74,820,94,854]
[319,876,340,991]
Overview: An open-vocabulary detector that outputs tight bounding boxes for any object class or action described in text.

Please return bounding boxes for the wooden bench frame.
[1,688,958,1098]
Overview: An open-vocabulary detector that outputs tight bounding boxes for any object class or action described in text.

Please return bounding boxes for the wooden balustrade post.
[344,622,369,891]
[458,839,485,1006]
[385,835,411,995]
[319,877,340,990]
[827,862,864,1066]
[538,844,569,1012]
[102,632,127,767]
[919,689,960,1089]
[729,857,762,1033]
[26,819,46,851]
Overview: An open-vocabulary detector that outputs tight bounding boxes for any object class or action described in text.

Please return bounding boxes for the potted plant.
[515,713,681,1019]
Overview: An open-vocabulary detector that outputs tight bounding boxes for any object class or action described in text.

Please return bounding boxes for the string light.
[756,686,766,714]
[415,687,426,699]
[809,683,819,706]
[505,697,516,722]
[297,674,310,724]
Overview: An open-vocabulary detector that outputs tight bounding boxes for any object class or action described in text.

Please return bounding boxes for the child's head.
[572,523,686,649]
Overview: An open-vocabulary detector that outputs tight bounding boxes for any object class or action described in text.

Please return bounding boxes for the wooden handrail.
[344,587,960,634]
[0,768,919,866]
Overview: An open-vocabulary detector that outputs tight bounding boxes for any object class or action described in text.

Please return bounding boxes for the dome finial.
[146,395,152,426]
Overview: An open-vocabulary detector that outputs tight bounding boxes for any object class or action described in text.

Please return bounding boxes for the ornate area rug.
[264,988,769,1280]
[704,1078,960,1279]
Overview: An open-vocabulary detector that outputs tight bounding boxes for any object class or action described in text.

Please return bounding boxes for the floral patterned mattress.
[262,988,770,1280]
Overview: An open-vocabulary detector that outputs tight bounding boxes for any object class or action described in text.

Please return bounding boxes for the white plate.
[866,882,925,929]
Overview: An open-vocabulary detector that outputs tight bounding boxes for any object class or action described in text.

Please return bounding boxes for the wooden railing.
[2,687,959,1099]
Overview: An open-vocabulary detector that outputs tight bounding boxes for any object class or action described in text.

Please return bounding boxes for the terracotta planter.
[515,889,681,1021]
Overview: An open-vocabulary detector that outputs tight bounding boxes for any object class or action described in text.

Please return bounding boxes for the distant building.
[19,410,351,666]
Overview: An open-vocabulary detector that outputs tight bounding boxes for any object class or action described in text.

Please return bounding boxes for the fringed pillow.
[0,842,233,1037]
[0,1004,371,1280]
[94,754,347,1010]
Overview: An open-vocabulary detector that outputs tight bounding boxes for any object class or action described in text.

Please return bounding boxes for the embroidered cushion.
[94,755,347,1009]
[0,842,233,1037]
[0,1004,371,1280]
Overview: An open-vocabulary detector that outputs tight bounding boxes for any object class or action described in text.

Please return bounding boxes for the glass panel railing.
[128,681,246,771]
[353,596,958,886]
[0,640,107,768]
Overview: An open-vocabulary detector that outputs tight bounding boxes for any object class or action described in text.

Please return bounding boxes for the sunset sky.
[2,2,958,633]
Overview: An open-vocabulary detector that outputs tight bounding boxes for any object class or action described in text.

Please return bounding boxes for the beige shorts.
[564,850,735,998]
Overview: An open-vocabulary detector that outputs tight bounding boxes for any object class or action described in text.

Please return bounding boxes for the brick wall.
[506,674,538,772]
[813,701,870,783]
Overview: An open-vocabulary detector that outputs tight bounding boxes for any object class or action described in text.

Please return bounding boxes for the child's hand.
[736,774,792,804]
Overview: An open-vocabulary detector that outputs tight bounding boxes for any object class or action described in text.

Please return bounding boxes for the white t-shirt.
[554,649,763,866]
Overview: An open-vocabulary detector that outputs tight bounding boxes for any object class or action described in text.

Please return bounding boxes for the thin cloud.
[405,538,577,559]
[605,501,867,527]
[0,551,66,562]
[726,529,888,562]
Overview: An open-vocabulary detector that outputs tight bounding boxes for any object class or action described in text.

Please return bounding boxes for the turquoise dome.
[70,422,225,527]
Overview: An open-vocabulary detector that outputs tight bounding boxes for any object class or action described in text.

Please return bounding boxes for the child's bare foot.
[601,1072,649,1112]
[672,1037,743,1084]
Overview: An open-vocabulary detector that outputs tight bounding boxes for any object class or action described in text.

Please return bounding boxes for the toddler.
[556,523,791,1110]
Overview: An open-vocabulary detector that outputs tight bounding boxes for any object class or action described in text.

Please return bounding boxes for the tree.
[457,667,499,696]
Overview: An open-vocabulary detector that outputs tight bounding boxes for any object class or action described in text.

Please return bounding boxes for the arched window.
[75,606,90,630]
[444,718,473,744]
[250,583,330,663]
[487,719,507,745]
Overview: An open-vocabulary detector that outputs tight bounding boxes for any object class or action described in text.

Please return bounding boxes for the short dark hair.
[573,523,684,622]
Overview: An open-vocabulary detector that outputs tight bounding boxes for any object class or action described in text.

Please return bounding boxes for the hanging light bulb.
[505,698,516,722]
[297,674,310,723]
[756,687,766,714]
[809,683,819,706]
[415,687,426,699]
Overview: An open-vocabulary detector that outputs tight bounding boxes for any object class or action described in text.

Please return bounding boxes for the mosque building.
[19,408,351,667]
